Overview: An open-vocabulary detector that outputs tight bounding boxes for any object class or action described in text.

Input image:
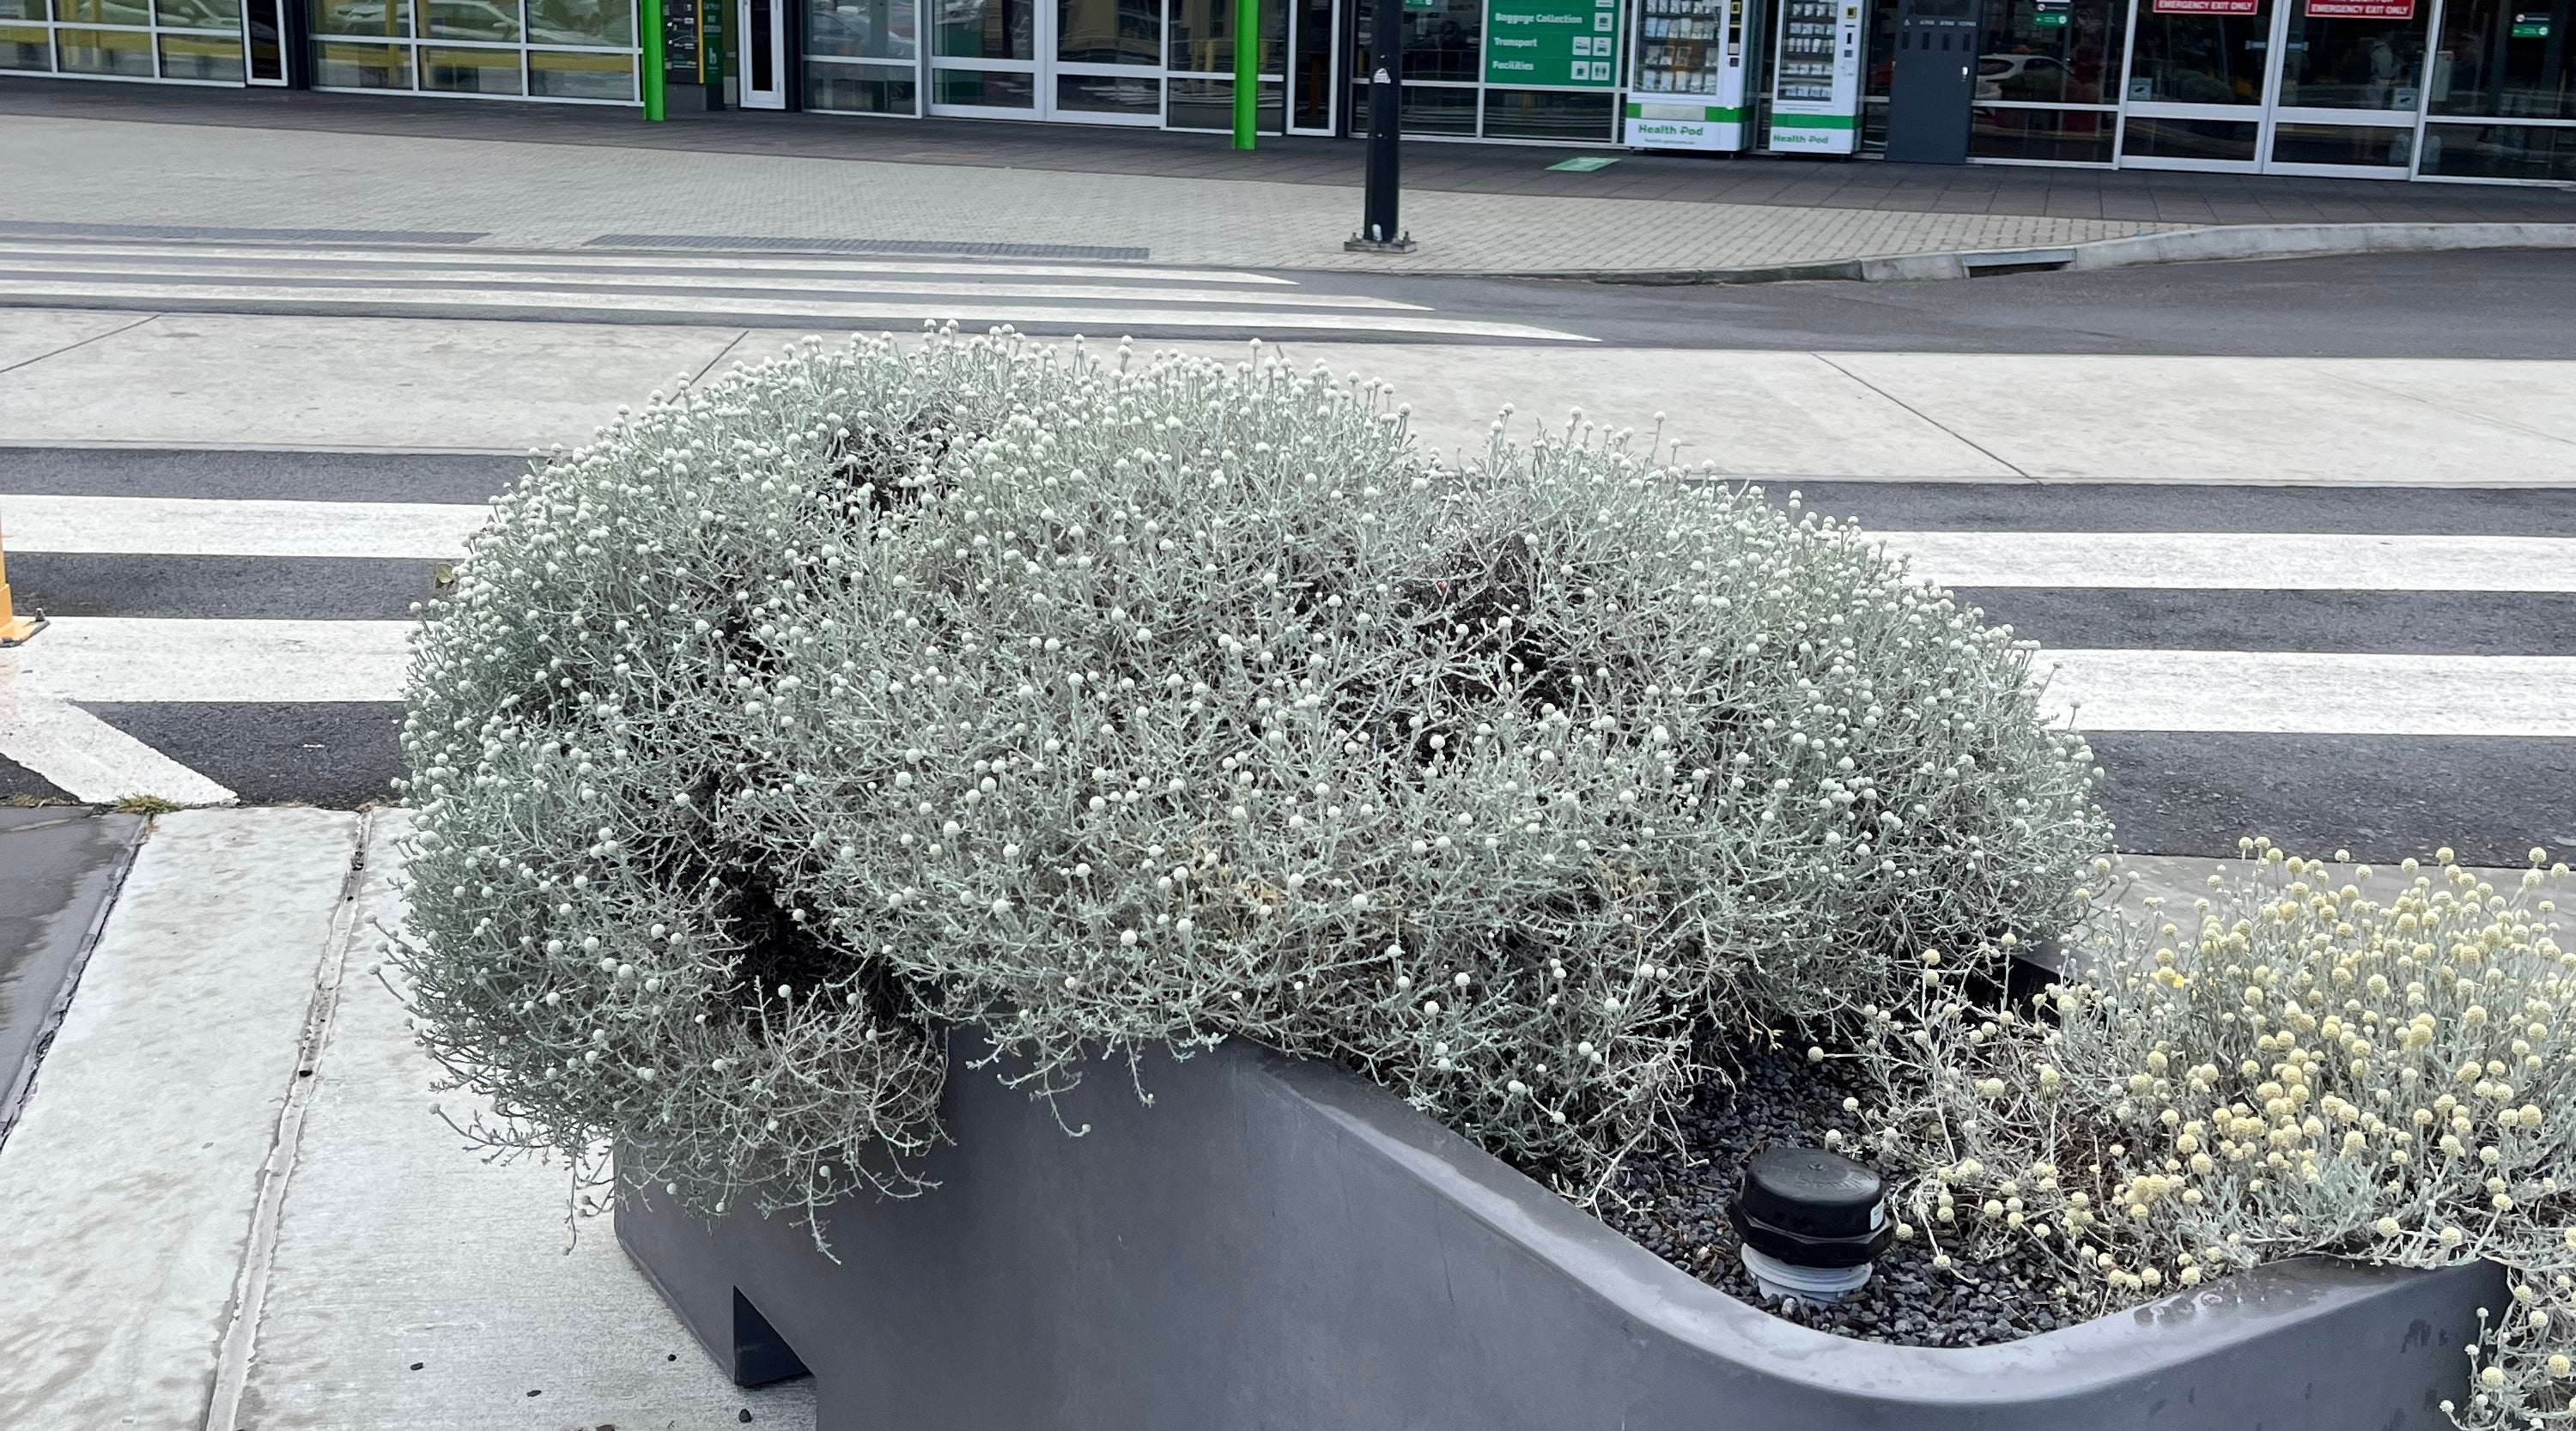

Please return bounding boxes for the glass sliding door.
[929,0,1161,121]
[931,0,1036,111]
[2119,0,2428,172]
[1972,0,2127,163]
[808,0,921,112]
[1287,0,1334,129]
[1057,0,1161,123]
[2120,0,2273,165]
[2264,0,2429,173]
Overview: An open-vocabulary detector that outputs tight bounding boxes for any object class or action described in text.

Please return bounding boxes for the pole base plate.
[1,615,45,647]
[1344,233,1419,253]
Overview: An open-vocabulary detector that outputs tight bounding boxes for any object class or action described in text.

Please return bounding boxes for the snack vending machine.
[1763,0,1862,155]
[1624,0,1753,151]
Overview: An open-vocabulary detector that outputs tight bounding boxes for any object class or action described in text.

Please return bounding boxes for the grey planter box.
[620,1036,2498,1431]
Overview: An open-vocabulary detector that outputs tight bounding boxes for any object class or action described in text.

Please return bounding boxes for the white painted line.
[0,658,235,803]
[0,240,1297,286]
[1874,531,2576,592]
[11,618,411,703]
[2038,649,2576,737]
[0,257,1427,311]
[2,494,483,559]
[0,282,1597,343]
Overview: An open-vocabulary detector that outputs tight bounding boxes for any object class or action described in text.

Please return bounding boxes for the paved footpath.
[3,79,2572,276]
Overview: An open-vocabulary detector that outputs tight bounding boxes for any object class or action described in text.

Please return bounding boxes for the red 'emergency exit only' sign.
[2152,0,2414,15]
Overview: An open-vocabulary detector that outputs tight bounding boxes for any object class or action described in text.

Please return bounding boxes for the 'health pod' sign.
[1485,0,1622,85]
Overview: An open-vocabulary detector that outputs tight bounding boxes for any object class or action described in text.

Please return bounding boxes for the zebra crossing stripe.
[0,281,1595,340]
[12,618,2576,739]
[18,498,2576,591]
[11,619,410,704]
[3,495,485,561]
[0,671,235,803]
[1875,531,2576,592]
[0,239,1300,287]
[2038,649,2576,737]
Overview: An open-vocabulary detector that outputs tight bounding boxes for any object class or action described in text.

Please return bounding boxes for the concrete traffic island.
[618,1034,2495,1431]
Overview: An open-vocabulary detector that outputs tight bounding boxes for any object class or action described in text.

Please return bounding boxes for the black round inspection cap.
[1728,1145,1894,1270]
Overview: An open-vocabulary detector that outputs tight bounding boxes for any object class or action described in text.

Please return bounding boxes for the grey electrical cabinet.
[1885,0,1976,164]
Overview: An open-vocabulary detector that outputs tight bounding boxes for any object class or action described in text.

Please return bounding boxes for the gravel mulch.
[1543,1045,2093,1348]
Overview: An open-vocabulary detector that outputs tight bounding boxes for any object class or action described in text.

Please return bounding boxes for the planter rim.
[1257,1043,2463,1408]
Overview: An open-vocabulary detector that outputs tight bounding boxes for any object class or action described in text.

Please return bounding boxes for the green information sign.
[2509,12,2549,35]
[1485,0,1621,87]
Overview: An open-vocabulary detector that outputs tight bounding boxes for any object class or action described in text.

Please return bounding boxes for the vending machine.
[1624,0,1754,151]
[1762,0,1862,155]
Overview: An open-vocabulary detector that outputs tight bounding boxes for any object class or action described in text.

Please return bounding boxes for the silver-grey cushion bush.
[393,331,2109,1220]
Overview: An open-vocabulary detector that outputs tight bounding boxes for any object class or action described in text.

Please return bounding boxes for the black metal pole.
[1347,0,1414,252]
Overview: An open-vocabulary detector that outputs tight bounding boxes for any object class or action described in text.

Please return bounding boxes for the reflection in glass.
[1347,76,1479,130]
[420,0,519,41]
[1058,0,1153,64]
[157,27,244,73]
[2427,0,2574,119]
[1482,86,1614,138]
[2269,117,2415,161]
[526,44,629,93]
[0,0,40,17]
[1166,74,1284,125]
[1970,101,2117,158]
[1977,0,2123,103]
[155,0,239,27]
[52,0,150,23]
[0,22,49,68]
[525,0,625,45]
[1171,0,1283,72]
[1055,69,1159,110]
[935,0,1031,58]
[2129,4,2271,103]
[1347,0,1467,84]
[2119,112,2260,155]
[311,0,406,37]
[2421,119,2576,175]
[807,0,916,60]
[314,35,413,79]
[806,58,918,107]
[934,65,1036,101]
[2277,2,2429,108]
[422,40,524,85]
[56,25,153,69]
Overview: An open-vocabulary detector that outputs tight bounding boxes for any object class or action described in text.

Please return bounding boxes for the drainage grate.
[586,233,1153,262]
[0,220,489,245]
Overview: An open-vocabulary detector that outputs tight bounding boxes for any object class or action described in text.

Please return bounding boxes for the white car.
[1977,52,2070,100]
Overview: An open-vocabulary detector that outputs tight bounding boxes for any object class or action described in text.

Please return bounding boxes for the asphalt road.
[1317,248,2576,355]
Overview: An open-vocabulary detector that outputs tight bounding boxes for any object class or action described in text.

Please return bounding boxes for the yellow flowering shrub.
[1862,841,2573,1428]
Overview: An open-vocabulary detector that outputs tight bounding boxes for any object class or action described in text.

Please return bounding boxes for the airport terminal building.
[3,0,2569,182]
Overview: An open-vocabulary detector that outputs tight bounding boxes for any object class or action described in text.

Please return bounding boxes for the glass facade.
[5,0,2567,181]
[1342,0,1619,140]
[308,0,634,99]
[2420,0,2576,178]
[1,0,246,79]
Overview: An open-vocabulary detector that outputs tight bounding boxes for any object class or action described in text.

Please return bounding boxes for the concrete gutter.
[1555,220,2576,286]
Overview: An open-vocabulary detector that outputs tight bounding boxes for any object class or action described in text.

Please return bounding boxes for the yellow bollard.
[0,510,41,646]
